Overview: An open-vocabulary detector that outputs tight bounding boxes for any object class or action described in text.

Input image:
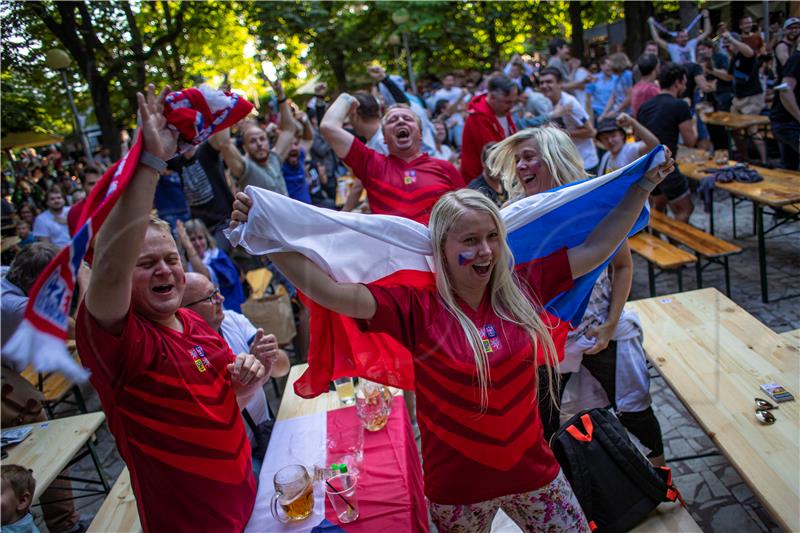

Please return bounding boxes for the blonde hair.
[487,125,587,201]
[609,52,632,73]
[148,215,173,237]
[428,189,559,411]
[184,218,216,249]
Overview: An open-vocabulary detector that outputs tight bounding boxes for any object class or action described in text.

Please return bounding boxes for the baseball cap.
[784,17,800,29]
[596,118,624,137]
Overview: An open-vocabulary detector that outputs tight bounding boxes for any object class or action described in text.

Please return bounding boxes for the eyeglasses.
[184,288,222,307]
[754,397,777,425]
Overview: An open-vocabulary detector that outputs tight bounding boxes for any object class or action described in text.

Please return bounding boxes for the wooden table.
[1,235,19,253]
[4,412,107,501]
[700,111,770,130]
[627,288,799,532]
[679,161,800,303]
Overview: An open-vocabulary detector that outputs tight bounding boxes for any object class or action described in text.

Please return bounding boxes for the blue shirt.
[612,70,633,113]
[587,73,618,114]
[281,149,311,204]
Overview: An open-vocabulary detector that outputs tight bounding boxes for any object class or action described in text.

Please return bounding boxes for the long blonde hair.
[486,125,587,201]
[428,189,559,411]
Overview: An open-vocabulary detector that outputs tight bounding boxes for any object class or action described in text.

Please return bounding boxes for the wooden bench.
[648,210,742,296]
[20,352,88,417]
[780,329,799,347]
[87,467,142,533]
[629,232,697,296]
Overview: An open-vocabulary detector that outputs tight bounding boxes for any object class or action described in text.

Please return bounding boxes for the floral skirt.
[429,470,589,533]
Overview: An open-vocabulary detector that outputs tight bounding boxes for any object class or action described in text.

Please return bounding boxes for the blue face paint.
[458,250,476,266]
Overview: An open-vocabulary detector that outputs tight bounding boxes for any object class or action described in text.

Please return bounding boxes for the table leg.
[677,268,684,292]
[648,263,656,297]
[723,257,731,297]
[756,205,768,303]
[695,261,703,289]
[732,197,738,239]
[709,190,715,235]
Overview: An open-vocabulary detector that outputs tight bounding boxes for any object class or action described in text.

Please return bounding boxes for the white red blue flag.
[228,146,665,398]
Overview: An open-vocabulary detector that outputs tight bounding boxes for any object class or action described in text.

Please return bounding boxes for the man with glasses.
[181,273,290,471]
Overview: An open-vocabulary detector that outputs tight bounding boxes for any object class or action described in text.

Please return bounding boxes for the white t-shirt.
[598,141,645,175]
[667,39,698,64]
[431,143,454,162]
[497,115,513,136]
[558,92,599,170]
[220,310,271,441]
[32,207,71,247]
[571,67,592,113]
[434,87,463,105]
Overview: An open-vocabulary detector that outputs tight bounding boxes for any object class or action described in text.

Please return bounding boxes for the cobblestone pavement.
[34,188,797,532]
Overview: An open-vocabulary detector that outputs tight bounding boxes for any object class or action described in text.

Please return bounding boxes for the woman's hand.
[644,146,675,186]
[229,192,253,229]
[584,322,616,355]
[137,84,178,160]
[175,219,193,251]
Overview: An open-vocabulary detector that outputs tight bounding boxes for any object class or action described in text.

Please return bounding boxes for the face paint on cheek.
[458,251,477,266]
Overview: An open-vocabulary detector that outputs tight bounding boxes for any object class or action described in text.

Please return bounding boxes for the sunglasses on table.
[754,397,777,425]
[184,288,222,307]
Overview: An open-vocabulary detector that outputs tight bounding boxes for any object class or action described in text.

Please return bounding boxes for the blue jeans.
[772,120,800,171]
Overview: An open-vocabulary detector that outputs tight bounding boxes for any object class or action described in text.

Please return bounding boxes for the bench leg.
[695,260,703,290]
[724,257,732,297]
[732,198,738,239]
[86,438,111,494]
[648,263,656,297]
[677,268,684,292]
[72,385,88,414]
[756,205,769,303]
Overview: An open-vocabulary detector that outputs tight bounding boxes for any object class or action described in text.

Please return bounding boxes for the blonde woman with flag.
[229,140,673,531]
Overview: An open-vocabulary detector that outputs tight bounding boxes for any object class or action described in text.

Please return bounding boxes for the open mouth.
[472,261,491,275]
[288,149,299,157]
[396,128,410,139]
[152,284,174,294]
[523,173,537,185]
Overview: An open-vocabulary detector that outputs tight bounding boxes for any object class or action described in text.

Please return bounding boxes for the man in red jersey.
[320,93,464,225]
[76,85,264,533]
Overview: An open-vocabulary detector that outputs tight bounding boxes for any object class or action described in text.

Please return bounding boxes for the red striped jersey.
[76,305,255,533]
[343,137,465,224]
[359,248,573,504]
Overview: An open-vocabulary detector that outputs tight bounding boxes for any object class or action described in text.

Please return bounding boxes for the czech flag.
[228,146,665,398]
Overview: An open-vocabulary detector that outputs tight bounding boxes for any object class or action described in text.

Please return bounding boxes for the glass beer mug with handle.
[270,465,314,523]
[355,379,393,431]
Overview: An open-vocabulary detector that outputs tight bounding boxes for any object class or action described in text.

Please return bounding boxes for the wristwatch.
[140,151,167,173]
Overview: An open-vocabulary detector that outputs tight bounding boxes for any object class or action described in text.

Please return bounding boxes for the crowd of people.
[1,6,798,532]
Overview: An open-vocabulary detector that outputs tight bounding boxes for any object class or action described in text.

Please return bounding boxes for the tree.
[623,1,656,60]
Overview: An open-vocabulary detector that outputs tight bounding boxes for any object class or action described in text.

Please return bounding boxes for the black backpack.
[551,408,683,532]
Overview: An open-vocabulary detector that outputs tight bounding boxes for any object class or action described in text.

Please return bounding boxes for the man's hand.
[229,191,253,229]
[616,112,633,129]
[269,78,285,101]
[584,322,615,355]
[227,353,266,387]
[701,8,709,17]
[644,146,675,185]
[551,102,571,119]
[249,329,279,374]
[138,84,178,160]
[368,65,386,81]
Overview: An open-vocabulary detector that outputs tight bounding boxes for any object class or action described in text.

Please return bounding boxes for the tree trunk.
[90,78,121,160]
[569,1,584,62]
[331,48,348,93]
[624,1,655,61]
[487,11,500,67]
[679,1,699,34]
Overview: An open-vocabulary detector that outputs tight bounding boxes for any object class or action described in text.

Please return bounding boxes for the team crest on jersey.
[479,324,501,353]
[189,345,212,373]
[403,170,417,185]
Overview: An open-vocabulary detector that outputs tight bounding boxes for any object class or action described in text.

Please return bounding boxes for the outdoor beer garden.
[1,1,798,532]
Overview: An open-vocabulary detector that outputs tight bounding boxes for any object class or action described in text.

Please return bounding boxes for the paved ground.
[33,186,797,532]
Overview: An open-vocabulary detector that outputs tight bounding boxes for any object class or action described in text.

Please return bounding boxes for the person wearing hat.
[775,18,800,81]
[596,113,660,175]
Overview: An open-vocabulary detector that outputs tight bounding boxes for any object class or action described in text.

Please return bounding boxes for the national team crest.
[479,324,502,353]
[403,170,417,185]
[189,345,212,373]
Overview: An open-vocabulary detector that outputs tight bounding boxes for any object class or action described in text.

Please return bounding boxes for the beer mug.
[270,465,314,523]
[355,379,392,431]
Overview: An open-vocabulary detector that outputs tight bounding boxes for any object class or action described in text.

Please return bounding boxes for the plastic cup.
[325,473,359,523]
[333,377,356,405]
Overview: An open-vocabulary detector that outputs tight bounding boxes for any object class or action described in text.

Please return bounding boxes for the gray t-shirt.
[1,274,27,365]
[240,152,287,195]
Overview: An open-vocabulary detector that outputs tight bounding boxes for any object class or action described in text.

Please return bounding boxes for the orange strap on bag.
[566,413,594,442]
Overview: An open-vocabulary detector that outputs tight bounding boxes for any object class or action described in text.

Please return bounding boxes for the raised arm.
[85,85,177,333]
[272,79,298,162]
[175,219,212,280]
[779,74,800,122]
[616,113,660,155]
[648,18,669,50]
[584,241,633,355]
[230,192,376,319]
[320,93,358,159]
[697,9,712,40]
[567,149,674,278]
[211,126,245,179]
[369,65,409,104]
[723,31,754,58]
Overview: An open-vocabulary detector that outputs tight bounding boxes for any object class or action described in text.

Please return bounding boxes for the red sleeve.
[343,137,385,187]
[355,284,427,350]
[515,247,574,306]
[459,115,484,183]
[75,302,155,387]
[67,199,83,236]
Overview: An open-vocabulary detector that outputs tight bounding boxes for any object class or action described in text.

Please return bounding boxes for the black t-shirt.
[636,93,692,156]
[770,51,800,124]
[467,175,508,209]
[728,52,762,98]
[167,142,234,229]
[682,62,704,101]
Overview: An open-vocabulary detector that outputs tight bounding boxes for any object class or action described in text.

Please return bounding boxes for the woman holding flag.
[229,140,673,531]
[489,125,666,465]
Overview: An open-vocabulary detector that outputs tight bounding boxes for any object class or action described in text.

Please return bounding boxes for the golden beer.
[270,465,314,523]
[280,481,314,520]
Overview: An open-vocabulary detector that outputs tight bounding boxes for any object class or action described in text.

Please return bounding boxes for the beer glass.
[270,465,314,523]
[355,379,392,431]
[333,377,356,405]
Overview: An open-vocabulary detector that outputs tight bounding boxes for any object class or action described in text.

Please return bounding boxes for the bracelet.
[139,151,167,173]
[635,177,659,193]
